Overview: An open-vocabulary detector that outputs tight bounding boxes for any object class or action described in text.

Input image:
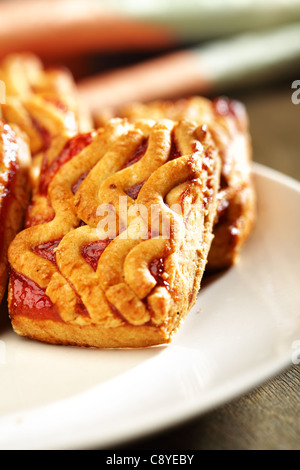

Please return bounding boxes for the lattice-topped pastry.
[98,96,256,271]
[0,120,31,303]
[0,53,92,183]
[8,118,221,348]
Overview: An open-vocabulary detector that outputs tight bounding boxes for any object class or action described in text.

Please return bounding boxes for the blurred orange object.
[0,0,176,60]
[78,50,212,114]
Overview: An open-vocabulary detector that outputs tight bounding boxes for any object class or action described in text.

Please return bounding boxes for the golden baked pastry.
[0,53,92,185]
[98,96,256,271]
[0,120,31,303]
[8,118,221,348]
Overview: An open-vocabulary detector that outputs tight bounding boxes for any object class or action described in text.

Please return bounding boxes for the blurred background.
[0,0,299,450]
[1,0,299,179]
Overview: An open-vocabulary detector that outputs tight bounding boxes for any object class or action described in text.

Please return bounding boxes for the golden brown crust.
[0,121,31,303]
[0,53,93,186]
[8,118,221,348]
[9,314,171,349]
[98,96,256,271]
[0,53,92,135]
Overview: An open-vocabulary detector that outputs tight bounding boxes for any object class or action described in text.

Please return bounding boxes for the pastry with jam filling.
[0,120,31,303]
[98,96,256,272]
[0,53,92,186]
[8,118,220,348]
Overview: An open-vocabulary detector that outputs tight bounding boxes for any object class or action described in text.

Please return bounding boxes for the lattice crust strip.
[8,118,221,348]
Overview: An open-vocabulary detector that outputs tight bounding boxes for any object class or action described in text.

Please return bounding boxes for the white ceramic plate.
[0,163,299,450]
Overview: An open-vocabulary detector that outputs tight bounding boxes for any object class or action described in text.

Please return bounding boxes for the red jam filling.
[38,132,93,195]
[9,269,62,322]
[10,269,89,321]
[122,138,148,169]
[125,181,145,200]
[72,170,90,194]
[81,239,112,271]
[31,116,52,153]
[32,239,62,266]
[169,134,181,160]
[74,299,90,317]
[149,258,169,289]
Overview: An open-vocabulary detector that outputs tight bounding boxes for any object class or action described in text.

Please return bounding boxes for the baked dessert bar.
[8,118,221,348]
[0,120,31,303]
[99,96,256,271]
[0,53,92,184]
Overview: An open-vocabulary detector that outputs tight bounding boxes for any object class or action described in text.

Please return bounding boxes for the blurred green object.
[97,0,300,41]
[195,22,300,90]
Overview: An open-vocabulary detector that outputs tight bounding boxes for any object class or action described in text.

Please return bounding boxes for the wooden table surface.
[117,82,300,451]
